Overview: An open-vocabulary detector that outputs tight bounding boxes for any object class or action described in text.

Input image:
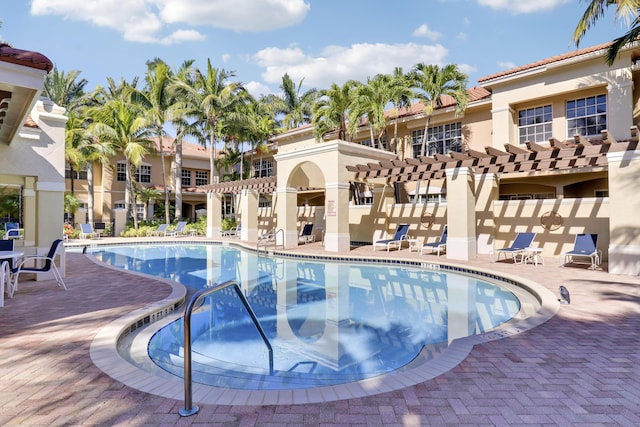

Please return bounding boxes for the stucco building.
[204,41,640,276]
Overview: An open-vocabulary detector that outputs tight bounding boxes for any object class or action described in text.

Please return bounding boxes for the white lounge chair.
[298,223,314,244]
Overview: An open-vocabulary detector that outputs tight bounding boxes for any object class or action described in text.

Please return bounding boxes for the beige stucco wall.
[0,97,66,250]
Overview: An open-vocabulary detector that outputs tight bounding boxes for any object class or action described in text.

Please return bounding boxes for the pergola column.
[475,173,499,255]
[324,182,351,252]
[607,150,640,274]
[446,167,477,261]
[206,192,223,238]
[276,186,299,249]
[239,189,258,241]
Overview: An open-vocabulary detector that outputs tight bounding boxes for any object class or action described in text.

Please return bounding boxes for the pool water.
[90,244,522,390]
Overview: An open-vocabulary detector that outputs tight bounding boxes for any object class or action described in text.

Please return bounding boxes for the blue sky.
[0,0,628,98]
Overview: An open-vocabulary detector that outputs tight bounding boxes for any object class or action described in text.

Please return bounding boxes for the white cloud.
[457,32,468,41]
[245,81,274,98]
[412,24,442,41]
[497,61,516,69]
[222,54,231,63]
[30,0,310,43]
[253,43,450,89]
[160,0,310,32]
[477,0,570,14]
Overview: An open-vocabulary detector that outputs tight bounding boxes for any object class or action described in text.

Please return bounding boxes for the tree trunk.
[174,138,183,221]
[87,162,94,224]
[159,135,170,223]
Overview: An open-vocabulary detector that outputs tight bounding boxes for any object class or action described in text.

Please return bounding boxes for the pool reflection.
[91,245,521,389]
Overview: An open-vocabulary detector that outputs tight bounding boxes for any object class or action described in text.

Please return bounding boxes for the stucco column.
[324,182,351,252]
[23,177,36,246]
[446,167,477,261]
[608,78,634,142]
[239,189,258,241]
[490,106,514,149]
[607,150,640,275]
[276,186,299,249]
[206,192,223,238]
[475,173,499,254]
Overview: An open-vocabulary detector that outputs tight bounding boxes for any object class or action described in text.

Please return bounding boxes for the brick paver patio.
[1,238,639,426]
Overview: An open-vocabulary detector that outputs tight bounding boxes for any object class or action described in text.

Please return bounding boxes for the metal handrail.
[179,280,274,417]
[256,228,284,253]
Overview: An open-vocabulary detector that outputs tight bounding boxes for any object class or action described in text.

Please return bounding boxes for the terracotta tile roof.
[0,43,54,72]
[478,42,612,83]
[24,116,38,128]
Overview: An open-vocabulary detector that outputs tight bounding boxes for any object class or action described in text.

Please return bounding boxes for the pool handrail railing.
[179,279,274,417]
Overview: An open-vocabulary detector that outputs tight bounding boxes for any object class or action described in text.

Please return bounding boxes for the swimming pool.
[89,243,531,391]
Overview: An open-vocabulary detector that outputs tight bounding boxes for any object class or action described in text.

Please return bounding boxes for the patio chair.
[221,224,241,238]
[9,239,66,298]
[562,233,601,269]
[4,222,23,240]
[0,261,10,307]
[373,223,410,252]
[493,232,536,263]
[147,223,169,237]
[421,226,447,256]
[298,223,315,244]
[79,223,100,239]
[165,221,188,237]
[0,239,15,269]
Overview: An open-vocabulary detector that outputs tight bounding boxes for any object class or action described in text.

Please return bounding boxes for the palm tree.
[388,67,414,154]
[135,186,161,220]
[43,68,88,111]
[87,95,154,229]
[174,60,247,184]
[572,1,639,65]
[347,74,392,150]
[409,63,469,157]
[44,68,89,210]
[80,135,116,225]
[242,98,277,178]
[263,73,318,130]
[168,60,197,220]
[312,80,359,141]
[131,59,178,224]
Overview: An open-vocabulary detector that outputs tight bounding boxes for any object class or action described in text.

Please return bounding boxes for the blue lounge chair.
[298,223,314,244]
[494,232,536,262]
[373,224,410,252]
[562,233,601,269]
[421,226,447,256]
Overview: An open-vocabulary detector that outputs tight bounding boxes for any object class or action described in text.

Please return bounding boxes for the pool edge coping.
[84,239,560,406]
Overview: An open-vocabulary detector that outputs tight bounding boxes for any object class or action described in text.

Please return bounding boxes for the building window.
[194,171,208,186]
[258,195,272,208]
[66,162,88,180]
[359,137,387,150]
[181,169,191,186]
[518,105,552,144]
[253,159,273,178]
[116,162,127,182]
[594,189,609,197]
[412,122,462,158]
[566,94,607,137]
[136,164,151,183]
